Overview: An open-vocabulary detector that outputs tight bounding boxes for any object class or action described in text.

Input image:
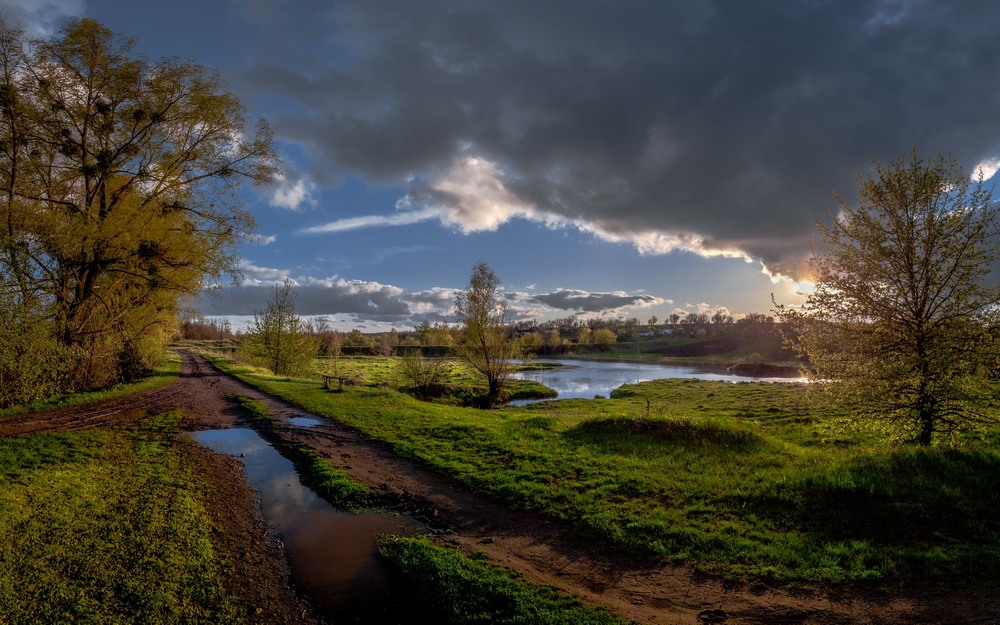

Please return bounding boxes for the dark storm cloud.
[529,289,662,312]
[240,0,1000,278]
[201,282,412,317]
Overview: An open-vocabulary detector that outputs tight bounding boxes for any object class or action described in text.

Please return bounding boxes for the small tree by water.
[243,280,318,376]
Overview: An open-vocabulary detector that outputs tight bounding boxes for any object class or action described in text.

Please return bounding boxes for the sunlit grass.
[0,411,243,623]
[204,353,1000,587]
[299,448,372,512]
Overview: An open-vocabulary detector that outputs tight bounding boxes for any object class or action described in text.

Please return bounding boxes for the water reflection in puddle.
[289,416,323,428]
[186,428,420,621]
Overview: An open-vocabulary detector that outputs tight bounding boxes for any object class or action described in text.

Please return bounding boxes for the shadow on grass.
[745,446,1000,578]
[564,416,765,455]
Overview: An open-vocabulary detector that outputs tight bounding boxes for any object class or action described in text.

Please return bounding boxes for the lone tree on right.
[784,150,1000,445]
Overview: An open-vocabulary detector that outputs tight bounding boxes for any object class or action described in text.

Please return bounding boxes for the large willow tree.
[0,18,277,398]
[782,151,1000,445]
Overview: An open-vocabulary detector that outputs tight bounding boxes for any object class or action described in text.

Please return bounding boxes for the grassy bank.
[378,537,630,624]
[203,353,1000,588]
[0,411,243,623]
[315,354,556,403]
[0,351,182,417]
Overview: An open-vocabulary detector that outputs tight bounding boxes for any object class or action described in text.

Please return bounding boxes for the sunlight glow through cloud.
[301,155,767,270]
[973,157,1000,181]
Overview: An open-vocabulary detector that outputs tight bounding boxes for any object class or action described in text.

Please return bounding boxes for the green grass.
[202,353,1000,587]
[314,355,555,403]
[377,537,631,625]
[0,411,244,624]
[0,351,182,417]
[298,448,372,512]
[226,393,270,421]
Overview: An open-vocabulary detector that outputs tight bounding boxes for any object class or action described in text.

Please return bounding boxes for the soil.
[1,351,997,625]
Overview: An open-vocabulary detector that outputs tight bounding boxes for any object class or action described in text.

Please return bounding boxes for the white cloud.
[427,157,539,232]
[1,0,83,36]
[268,173,317,210]
[248,234,277,245]
[301,275,405,298]
[301,207,439,234]
[572,222,754,261]
[364,156,763,263]
[239,261,290,284]
[973,156,1000,181]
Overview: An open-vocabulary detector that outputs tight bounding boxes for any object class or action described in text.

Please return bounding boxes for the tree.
[519,331,544,353]
[0,18,277,390]
[244,280,317,376]
[455,262,519,408]
[779,151,1000,445]
[711,310,733,325]
[544,328,563,353]
[592,328,617,351]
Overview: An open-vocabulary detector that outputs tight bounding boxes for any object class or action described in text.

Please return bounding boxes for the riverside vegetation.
[204,352,1000,587]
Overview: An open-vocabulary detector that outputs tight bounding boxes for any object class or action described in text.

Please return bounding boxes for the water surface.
[186,427,420,622]
[511,358,805,403]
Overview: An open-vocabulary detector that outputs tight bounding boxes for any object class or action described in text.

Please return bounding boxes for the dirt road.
[2,351,996,625]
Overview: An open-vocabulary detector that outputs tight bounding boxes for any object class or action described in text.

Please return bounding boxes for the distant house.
[659,327,673,335]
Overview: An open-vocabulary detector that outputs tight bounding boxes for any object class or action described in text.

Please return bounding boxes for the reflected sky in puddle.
[186,427,420,621]
[289,416,323,428]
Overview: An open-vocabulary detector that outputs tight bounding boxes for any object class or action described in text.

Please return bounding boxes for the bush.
[397,353,452,399]
[0,318,70,408]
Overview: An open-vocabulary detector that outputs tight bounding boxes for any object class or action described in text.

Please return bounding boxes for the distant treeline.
[182,313,786,359]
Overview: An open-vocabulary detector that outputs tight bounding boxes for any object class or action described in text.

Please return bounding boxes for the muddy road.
[1,351,995,625]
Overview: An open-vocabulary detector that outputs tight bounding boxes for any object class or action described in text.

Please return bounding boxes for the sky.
[5,0,1000,331]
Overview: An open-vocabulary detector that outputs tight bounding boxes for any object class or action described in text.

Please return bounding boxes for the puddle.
[186,428,421,621]
[289,416,323,428]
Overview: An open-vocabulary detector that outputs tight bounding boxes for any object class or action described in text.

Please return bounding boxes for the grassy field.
[0,411,244,623]
[204,353,1000,588]
[314,353,556,403]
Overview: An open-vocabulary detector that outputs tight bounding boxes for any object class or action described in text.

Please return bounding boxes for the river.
[510,358,806,403]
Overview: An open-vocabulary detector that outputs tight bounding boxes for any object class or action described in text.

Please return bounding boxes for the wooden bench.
[322,375,349,390]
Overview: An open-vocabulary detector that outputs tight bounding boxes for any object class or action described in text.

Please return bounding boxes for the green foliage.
[591,328,617,351]
[242,280,318,376]
[0,415,243,623]
[0,350,180,415]
[0,18,277,392]
[456,262,520,408]
[299,448,371,512]
[0,310,71,409]
[377,537,630,625]
[779,150,1000,444]
[209,353,1000,586]
[397,351,453,399]
[226,393,270,422]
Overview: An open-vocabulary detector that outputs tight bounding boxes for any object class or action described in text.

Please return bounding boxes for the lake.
[510,358,806,403]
